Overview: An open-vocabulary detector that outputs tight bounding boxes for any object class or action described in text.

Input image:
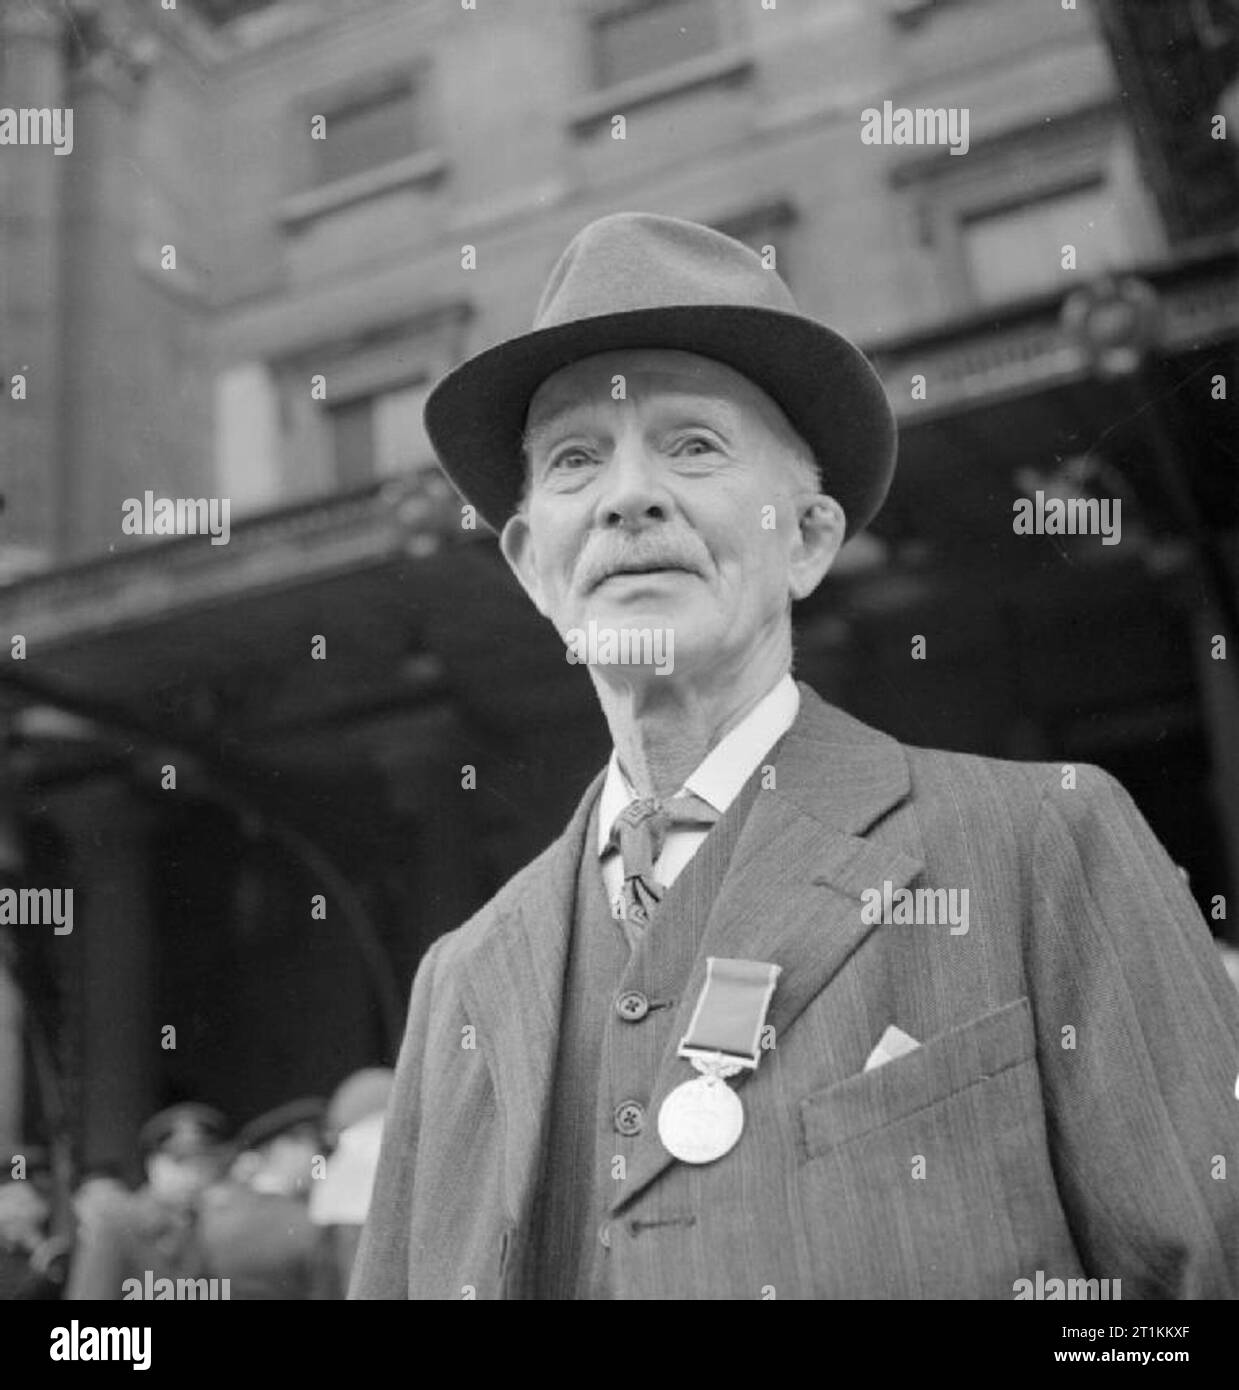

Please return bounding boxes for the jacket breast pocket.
[799,996,1036,1161]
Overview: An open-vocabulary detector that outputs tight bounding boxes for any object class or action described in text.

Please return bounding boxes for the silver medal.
[657,1071,744,1164]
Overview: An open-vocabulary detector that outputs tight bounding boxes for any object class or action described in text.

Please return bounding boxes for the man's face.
[146,1150,225,1204]
[501,350,844,689]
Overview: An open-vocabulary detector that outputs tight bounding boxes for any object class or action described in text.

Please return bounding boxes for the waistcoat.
[524,766,766,1298]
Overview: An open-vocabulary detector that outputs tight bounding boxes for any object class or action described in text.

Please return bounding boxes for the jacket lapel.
[613,684,923,1212]
[456,766,606,1243]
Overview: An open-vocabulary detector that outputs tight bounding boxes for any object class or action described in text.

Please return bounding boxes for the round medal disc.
[657,1074,744,1164]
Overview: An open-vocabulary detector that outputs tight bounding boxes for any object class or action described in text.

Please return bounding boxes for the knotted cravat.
[607,792,720,949]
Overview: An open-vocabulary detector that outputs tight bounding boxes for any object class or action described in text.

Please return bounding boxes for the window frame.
[889,103,1153,312]
[279,62,447,229]
[567,0,753,135]
[272,302,473,498]
[958,174,1122,308]
[588,0,726,90]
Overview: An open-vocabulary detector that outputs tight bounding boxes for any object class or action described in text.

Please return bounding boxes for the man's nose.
[593,438,672,529]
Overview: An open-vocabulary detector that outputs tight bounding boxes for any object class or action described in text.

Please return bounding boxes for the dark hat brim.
[234,1098,326,1153]
[138,1103,230,1157]
[423,304,896,540]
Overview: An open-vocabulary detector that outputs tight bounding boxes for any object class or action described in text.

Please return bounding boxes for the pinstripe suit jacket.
[351,683,1239,1299]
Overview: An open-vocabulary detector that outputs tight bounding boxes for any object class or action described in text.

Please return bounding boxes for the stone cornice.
[868,238,1239,422]
[0,476,472,650]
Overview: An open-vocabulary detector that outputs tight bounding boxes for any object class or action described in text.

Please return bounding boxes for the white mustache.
[580,540,706,590]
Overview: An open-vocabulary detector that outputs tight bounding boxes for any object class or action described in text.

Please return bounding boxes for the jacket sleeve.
[348,934,447,1299]
[1027,763,1239,1298]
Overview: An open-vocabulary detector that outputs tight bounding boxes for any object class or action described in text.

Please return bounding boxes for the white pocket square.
[863,1024,921,1072]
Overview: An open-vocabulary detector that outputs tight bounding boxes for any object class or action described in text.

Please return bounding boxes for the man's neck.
[591,663,791,801]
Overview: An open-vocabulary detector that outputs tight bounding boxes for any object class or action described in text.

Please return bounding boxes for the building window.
[329,380,435,488]
[960,182,1135,305]
[889,106,1162,315]
[591,0,722,89]
[314,76,423,187]
[276,303,471,504]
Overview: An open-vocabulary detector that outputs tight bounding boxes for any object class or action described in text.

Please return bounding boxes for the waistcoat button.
[614,1100,645,1136]
[616,991,649,1022]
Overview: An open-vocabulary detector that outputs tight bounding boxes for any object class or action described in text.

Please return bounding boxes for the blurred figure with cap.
[308,1068,394,1293]
[198,1097,336,1299]
[65,1103,229,1300]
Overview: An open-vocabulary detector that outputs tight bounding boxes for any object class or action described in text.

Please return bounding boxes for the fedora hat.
[423,212,896,540]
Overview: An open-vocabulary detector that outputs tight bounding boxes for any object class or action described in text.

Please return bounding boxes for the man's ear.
[788,494,846,602]
[499,510,550,617]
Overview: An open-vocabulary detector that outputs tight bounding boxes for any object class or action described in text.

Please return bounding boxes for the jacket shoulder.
[897,738,1127,834]
[795,682,1114,827]
[903,738,1118,790]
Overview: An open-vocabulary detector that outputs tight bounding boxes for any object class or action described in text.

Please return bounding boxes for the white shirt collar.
[597,673,800,856]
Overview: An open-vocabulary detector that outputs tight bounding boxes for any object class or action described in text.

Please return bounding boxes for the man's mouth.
[595,563,695,587]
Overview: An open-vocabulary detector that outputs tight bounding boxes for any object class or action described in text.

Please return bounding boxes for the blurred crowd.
[0,1068,393,1301]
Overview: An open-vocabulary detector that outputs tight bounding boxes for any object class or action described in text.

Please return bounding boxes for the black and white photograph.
[1,0,1238,1354]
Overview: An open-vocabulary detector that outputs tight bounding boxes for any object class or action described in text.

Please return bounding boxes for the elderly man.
[352,213,1239,1300]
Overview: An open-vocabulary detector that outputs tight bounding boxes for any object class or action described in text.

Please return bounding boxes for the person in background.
[65,1103,230,1299]
[309,1068,395,1294]
[71,1166,130,1230]
[198,1097,336,1299]
[0,1172,68,1300]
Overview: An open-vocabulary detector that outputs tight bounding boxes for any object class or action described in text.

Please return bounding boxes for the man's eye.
[672,435,718,457]
[547,448,594,472]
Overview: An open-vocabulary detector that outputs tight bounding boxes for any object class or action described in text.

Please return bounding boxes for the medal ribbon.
[678,957,781,1069]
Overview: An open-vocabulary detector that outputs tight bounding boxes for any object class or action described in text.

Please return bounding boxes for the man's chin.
[598,607,679,628]
[569,599,682,631]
